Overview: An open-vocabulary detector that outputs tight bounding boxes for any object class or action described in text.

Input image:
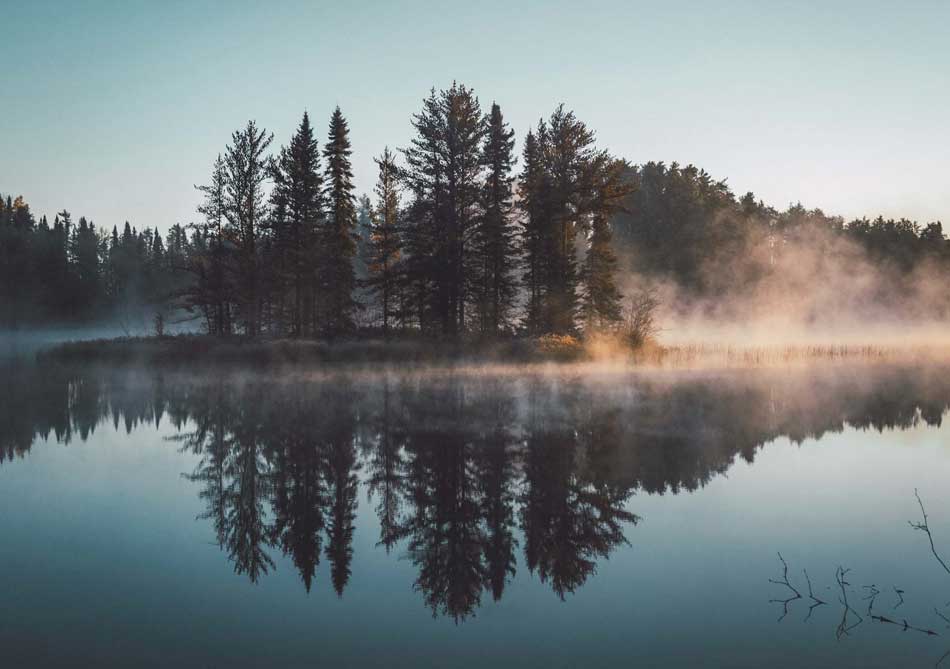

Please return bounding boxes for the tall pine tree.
[321,107,359,336]
[270,111,325,336]
[366,147,403,338]
[473,102,518,335]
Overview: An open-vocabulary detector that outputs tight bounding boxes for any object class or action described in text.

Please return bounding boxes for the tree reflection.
[5,361,950,620]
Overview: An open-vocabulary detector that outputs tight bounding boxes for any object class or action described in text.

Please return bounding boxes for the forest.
[2,82,948,341]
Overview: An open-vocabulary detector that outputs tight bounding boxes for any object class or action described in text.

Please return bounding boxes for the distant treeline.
[2,82,948,335]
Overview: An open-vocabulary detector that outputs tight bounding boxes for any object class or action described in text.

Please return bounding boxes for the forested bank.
[3,82,948,341]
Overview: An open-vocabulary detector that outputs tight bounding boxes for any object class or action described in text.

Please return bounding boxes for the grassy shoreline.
[34,333,946,369]
[37,334,591,367]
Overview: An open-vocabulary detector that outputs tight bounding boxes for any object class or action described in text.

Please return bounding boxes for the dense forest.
[2,82,948,337]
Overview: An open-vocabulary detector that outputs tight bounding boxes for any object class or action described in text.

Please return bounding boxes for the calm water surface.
[2,361,950,668]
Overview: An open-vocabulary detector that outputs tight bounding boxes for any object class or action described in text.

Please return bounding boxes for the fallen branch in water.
[803,568,827,621]
[870,614,939,637]
[936,608,950,627]
[769,552,802,621]
[895,586,906,609]
[863,584,880,617]
[836,566,864,639]
[910,489,950,578]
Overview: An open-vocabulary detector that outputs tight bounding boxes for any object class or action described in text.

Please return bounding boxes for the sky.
[1,0,948,234]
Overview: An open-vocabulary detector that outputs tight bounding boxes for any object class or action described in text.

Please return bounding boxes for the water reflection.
[2,361,950,623]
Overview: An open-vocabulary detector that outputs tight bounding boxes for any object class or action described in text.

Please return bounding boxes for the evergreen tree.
[473,102,518,335]
[223,121,273,336]
[194,155,231,335]
[519,129,547,335]
[321,107,359,336]
[581,215,623,328]
[270,111,325,336]
[401,83,486,336]
[365,147,403,338]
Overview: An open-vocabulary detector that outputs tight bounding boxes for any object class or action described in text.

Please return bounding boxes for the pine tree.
[401,83,485,336]
[473,102,518,335]
[581,215,623,328]
[519,129,546,335]
[517,106,627,334]
[321,107,359,336]
[366,147,403,338]
[195,155,232,334]
[270,111,325,336]
[223,121,273,336]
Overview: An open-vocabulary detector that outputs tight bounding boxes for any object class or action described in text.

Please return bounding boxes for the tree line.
[3,82,948,335]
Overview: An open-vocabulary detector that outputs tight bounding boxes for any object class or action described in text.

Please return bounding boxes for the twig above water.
[910,489,950,578]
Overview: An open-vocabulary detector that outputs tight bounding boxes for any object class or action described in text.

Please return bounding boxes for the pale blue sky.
[1,0,948,233]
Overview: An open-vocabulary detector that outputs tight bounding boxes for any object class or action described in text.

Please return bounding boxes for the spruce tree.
[581,215,623,328]
[321,107,359,336]
[366,147,403,338]
[401,83,485,336]
[195,154,231,334]
[519,129,546,335]
[223,121,272,336]
[473,102,518,335]
[270,111,325,336]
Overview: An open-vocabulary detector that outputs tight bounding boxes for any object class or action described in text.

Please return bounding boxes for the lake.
[2,361,949,667]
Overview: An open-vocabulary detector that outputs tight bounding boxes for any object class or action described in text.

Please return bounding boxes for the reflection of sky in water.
[1,365,949,668]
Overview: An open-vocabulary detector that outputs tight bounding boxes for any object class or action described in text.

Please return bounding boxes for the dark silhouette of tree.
[364,147,403,337]
[321,107,359,336]
[581,214,623,328]
[472,102,518,335]
[269,111,326,337]
[193,154,233,334]
[223,121,273,336]
[401,84,486,336]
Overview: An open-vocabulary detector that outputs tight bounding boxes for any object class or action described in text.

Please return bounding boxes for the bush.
[622,290,660,349]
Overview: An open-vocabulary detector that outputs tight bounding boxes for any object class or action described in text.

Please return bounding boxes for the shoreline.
[32,334,949,371]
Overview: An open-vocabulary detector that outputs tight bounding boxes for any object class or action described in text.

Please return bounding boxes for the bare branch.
[769,552,802,621]
[895,586,906,610]
[871,614,939,637]
[910,489,950,578]
[803,569,826,622]
[836,566,864,639]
